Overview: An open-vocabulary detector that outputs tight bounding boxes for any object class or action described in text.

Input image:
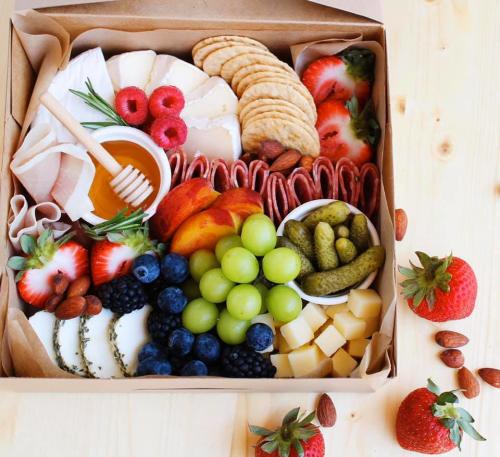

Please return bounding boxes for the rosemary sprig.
[82,208,146,240]
[69,78,128,128]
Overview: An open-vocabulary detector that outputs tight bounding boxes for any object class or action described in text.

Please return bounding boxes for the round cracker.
[238,81,317,123]
[193,40,263,68]
[202,46,271,76]
[220,53,296,83]
[231,64,298,91]
[242,116,319,157]
[238,98,311,126]
[192,35,267,57]
[241,103,313,131]
[236,71,299,97]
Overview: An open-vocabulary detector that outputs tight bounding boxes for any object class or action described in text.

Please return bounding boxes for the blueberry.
[180,360,208,376]
[157,287,188,314]
[168,327,194,356]
[161,253,189,284]
[246,323,274,351]
[132,254,160,284]
[136,356,172,376]
[138,341,165,362]
[193,333,221,364]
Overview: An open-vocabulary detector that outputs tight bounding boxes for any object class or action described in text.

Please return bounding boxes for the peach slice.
[151,178,219,241]
[170,208,242,256]
[211,187,263,220]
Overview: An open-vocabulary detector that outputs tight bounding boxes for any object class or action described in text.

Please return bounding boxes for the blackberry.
[221,346,276,378]
[96,275,148,314]
[147,309,182,344]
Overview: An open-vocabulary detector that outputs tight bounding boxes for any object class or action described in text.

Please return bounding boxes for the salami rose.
[230,159,249,189]
[336,157,361,207]
[209,159,231,192]
[312,156,337,199]
[184,154,210,180]
[264,172,294,225]
[167,148,187,188]
[359,162,380,219]
[287,168,319,207]
[248,160,270,193]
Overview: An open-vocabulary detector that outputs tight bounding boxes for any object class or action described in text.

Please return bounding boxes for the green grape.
[221,247,259,283]
[267,285,302,323]
[199,268,235,303]
[215,235,243,262]
[262,247,301,284]
[241,214,277,256]
[181,278,201,300]
[189,249,219,282]
[226,284,261,320]
[254,282,269,314]
[216,309,251,345]
[182,298,219,333]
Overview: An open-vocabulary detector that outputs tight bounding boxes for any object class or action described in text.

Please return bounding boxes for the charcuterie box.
[0,0,397,392]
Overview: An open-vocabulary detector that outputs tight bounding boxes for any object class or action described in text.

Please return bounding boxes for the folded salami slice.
[230,160,249,189]
[359,162,380,219]
[264,172,293,226]
[209,159,232,192]
[184,154,210,180]
[167,148,187,188]
[312,156,337,199]
[248,160,270,193]
[287,168,319,207]
[336,157,361,207]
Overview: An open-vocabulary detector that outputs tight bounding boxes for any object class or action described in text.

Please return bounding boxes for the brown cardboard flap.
[15,0,114,10]
[307,0,383,22]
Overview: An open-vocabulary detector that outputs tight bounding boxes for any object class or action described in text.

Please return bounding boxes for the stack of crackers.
[192,35,320,157]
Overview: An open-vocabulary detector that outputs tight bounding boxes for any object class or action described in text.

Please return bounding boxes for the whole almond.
[240,152,255,165]
[299,156,314,172]
[317,393,336,428]
[52,272,69,295]
[395,208,408,241]
[269,149,302,173]
[44,294,63,313]
[435,330,469,348]
[85,295,103,316]
[457,366,480,399]
[440,349,464,368]
[259,139,284,161]
[67,275,91,298]
[55,296,86,320]
[478,368,500,388]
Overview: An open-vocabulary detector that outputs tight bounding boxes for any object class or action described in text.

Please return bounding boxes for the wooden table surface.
[1,0,499,455]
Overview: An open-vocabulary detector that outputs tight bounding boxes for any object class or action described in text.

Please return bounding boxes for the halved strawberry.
[301,48,375,106]
[316,97,380,167]
[7,230,88,308]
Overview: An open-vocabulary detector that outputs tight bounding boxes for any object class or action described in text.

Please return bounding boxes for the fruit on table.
[199,268,234,303]
[221,345,276,378]
[267,285,302,323]
[226,284,262,320]
[217,309,251,345]
[276,236,315,279]
[396,379,485,454]
[241,213,277,256]
[182,297,219,334]
[215,234,243,262]
[315,325,346,357]
[301,302,328,333]
[270,353,293,378]
[221,247,259,283]
[314,222,339,270]
[346,338,370,358]
[284,219,315,260]
[399,252,478,322]
[303,201,350,229]
[347,288,382,319]
[280,315,314,350]
[350,214,370,251]
[115,86,149,125]
[132,254,160,284]
[181,360,208,376]
[157,286,188,314]
[333,311,366,340]
[211,187,264,220]
[150,114,188,149]
[262,248,301,284]
[96,275,149,314]
[395,208,408,241]
[331,348,358,377]
[251,407,325,457]
[149,85,185,118]
[246,323,274,351]
[189,249,219,282]
[151,178,219,242]
[288,344,325,378]
[193,333,221,364]
[168,328,195,356]
[335,237,358,264]
[180,278,201,300]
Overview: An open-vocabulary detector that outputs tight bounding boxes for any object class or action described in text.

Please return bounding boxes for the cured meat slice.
[248,160,270,193]
[230,159,249,188]
[287,168,319,207]
[312,156,337,199]
[359,162,380,219]
[336,157,361,207]
[264,172,293,225]
[209,159,232,192]
[184,154,210,180]
[167,148,187,188]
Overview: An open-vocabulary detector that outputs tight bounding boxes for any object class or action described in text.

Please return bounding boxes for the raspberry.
[115,86,149,126]
[150,115,187,149]
[149,86,185,119]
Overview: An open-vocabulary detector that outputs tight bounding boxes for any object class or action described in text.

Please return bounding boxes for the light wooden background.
[1,0,499,455]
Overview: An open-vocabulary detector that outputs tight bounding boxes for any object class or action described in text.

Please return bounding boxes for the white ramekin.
[81,126,171,225]
[276,199,381,305]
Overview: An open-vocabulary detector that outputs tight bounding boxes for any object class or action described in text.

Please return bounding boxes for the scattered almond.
[44,294,63,313]
[457,366,480,399]
[477,368,500,388]
[240,152,255,165]
[258,139,284,161]
[440,349,464,368]
[299,156,314,172]
[317,393,336,428]
[395,208,408,241]
[85,295,103,316]
[52,272,69,295]
[55,296,86,320]
[269,149,302,173]
[66,275,91,298]
[435,330,469,348]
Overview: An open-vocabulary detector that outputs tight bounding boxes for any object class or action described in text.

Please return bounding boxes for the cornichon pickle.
[350,214,370,251]
[303,201,350,229]
[284,219,315,260]
[301,246,385,296]
[335,237,358,264]
[334,224,350,239]
[314,222,339,271]
[276,236,315,278]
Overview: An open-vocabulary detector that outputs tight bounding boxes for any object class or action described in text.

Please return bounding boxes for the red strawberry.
[7,230,88,308]
[399,252,477,322]
[150,115,188,149]
[301,48,374,106]
[251,407,325,457]
[149,85,185,118]
[316,98,380,166]
[396,379,485,454]
[115,86,149,126]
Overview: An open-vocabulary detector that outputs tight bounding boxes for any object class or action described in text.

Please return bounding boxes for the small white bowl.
[82,126,171,225]
[277,199,381,305]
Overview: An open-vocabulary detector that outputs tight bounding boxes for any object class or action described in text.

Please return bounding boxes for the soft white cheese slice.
[106,50,156,91]
[56,317,87,377]
[181,76,238,119]
[112,305,152,376]
[32,48,115,144]
[28,311,57,367]
[183,114,242,163]
[145,54,209,96]
[80,308,122,379]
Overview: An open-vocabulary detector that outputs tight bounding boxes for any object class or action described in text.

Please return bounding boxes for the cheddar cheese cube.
[288,344,323,378]
[301,302,328,333]
[314,325,346,357]
[347,289,382,319]
[347,338,370,358]
[270,354,293,378]
[331,348,358,377]
[280,315,314,350]
[333,311,367,340]
[325,303,349,319]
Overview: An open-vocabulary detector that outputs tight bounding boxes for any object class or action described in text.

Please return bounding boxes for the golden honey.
[89,140,161,220]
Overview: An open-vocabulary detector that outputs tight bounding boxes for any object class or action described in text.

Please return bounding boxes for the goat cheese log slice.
[55,317,87,376]
[28,311,58,367]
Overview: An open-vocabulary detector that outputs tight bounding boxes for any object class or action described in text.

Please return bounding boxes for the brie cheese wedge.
[28,311,57,367]
[106,50,156,91]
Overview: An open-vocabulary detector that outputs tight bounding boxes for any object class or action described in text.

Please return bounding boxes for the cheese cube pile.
[280,315,314,350]
[301,303,328,332]
[331,348,358,377]
[314,325,346,357]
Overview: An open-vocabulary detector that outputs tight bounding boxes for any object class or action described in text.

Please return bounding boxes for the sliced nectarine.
[211,188,263,220]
